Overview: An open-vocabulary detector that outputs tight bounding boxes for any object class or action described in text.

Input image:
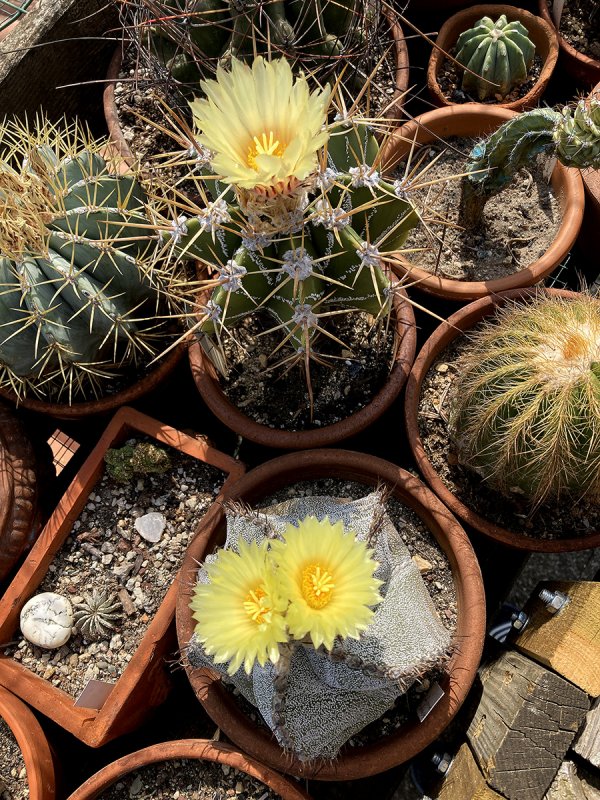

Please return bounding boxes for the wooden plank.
[467,650,589,800]
[435,743,503,800]
[515,581,600,697]
[573,697,600,769]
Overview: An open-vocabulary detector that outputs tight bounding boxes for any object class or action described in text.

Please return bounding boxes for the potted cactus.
[0,116,186,417]
[160,56,419,448]
[381,100,592,301]
[427,5,559,111]
[404,288,600,552]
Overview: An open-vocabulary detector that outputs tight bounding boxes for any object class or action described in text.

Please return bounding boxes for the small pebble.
[20,592,74,649]
[134,512,166,543]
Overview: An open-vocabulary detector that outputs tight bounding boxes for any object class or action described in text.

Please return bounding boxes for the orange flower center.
[301,563,335,609]
[247,131,286,171]
[243,586,272,626]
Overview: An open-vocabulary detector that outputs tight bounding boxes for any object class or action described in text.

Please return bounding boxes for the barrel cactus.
[0,117,176,403]
[459,98,600,227]
[455,14,535,101]
[449,293,600,507]
[162,57,418,376]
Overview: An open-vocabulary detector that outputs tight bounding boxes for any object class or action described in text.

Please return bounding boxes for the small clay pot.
[428,5,559,111]
[404,287,600,553]
[0,685,56,800]
[0,344,185,420]
[188,283,416,449]
[176,449,486,780]
[67,739,310,800]
[538,0,600,87]
[380,104,585,301]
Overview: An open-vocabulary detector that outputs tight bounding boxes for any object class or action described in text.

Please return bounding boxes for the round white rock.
[20,592,74,649]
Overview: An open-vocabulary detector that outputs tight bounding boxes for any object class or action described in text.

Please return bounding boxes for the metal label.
[416,682,445,722]
[74,679,115,710]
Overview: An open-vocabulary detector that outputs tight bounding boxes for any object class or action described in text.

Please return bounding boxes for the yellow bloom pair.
[190,517,382,676]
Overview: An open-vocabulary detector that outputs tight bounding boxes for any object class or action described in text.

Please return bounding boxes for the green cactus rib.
[455,15,535,101]
[460,99,600,227]
[166,121,417,360]
[449,294,600,506]
[0,121,176,402]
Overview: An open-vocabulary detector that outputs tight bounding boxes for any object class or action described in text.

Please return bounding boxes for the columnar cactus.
[0,117,176,402]
[449,294,600,506]
[459,98,600,226]
[455,15,535,101]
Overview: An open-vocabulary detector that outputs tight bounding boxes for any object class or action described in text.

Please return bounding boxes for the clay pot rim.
[538,0,600,73]
[404,287,600,553]
[66,739,310,800]
[427,4,559,112]
[103,15,410,164]
[0,343,185,419]
[0,685,55,800]
[188,281,417,449]
[175,448,486,780]
[380,104,585,301]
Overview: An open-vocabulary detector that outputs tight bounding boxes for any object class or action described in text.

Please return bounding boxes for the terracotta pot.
[404,287,600,553]
[189,283,416,449]
[538,0,600,87]
[380,104,585,301]
[175,449,486,780]
[0,344,185,420]
[0,685,55,800]
[427,5,558,111]
[0,406,245,747]
[0,0,36,42]
[0,402,40,583]
[67,740,310,800]
[103,16,410,163]
[579,82,600,264]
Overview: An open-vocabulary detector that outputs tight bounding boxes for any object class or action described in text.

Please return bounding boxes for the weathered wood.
[544,761,600,800]
[515,581,600,697]
[467,650,589,800]
[434,743,503,800]
[0,0,118,125]
[573,697,600,769]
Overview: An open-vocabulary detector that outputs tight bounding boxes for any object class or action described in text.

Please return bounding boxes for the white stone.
[134,512,166,543]
[20,592,74,649]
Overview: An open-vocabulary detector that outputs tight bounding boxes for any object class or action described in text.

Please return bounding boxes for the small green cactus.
[105,442,171,483]
[0,117,178,403]
[455,15,535,101]
[459,99,600,227]
[449,293,600,507]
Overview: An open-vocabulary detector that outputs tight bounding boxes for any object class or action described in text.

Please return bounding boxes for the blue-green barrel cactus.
[455,15,535,101]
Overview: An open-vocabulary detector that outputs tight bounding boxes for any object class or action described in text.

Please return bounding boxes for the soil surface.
[419,333,600,541]
[97,758,280,799]
[553,0,600,60]
[397,138,561,282]
[437,51,543,104]
[219,309,399,430]
[0,719,27,800]
[4,440,225,698]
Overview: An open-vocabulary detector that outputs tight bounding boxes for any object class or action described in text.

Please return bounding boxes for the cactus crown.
[455,14,535,101]
[0,116,178,403]
[449,294,600,506]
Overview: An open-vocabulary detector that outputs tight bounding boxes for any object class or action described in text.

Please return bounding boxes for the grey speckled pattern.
[187,492,452,762]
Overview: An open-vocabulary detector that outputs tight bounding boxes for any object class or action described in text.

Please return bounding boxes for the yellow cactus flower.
[190,57,330,197]
[191,539,288,675]
[272,517,382,650]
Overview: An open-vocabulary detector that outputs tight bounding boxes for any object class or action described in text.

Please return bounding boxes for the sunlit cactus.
[0,117,177,403]
[455,14,535,101]
[460,99,600,227]
[449,293,600,506]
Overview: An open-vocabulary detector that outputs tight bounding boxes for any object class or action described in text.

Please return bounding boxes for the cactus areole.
[0,118,175,403]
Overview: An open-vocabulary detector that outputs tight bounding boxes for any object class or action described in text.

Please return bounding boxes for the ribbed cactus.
[460,98,600,227]
[0,117,175,403]
[125,0,380,91]
[455,15,535,101]
[449,294,600,506]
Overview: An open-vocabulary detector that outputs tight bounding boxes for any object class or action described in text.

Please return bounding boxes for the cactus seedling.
[105,441,171,483]
[455,15,535,101]
[449,293,600,507]
[459,98,600,227]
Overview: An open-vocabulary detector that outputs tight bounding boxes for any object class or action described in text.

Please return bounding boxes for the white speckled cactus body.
[455,14,535,100]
